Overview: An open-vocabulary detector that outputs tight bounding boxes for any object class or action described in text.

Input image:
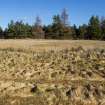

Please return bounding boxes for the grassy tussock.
[0,40,104,105]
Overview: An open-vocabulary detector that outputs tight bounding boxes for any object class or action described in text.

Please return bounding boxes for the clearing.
[0,40,105,105]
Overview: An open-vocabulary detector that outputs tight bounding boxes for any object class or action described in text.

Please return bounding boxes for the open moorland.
[0,40,105,105]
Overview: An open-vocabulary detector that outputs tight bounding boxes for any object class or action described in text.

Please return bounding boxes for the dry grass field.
[0,39,105,51]
[0,39,105,105]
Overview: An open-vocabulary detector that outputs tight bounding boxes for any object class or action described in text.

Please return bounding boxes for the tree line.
[0,9,105,40]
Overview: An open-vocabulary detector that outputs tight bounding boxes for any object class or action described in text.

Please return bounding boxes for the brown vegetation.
[0,40,104,105]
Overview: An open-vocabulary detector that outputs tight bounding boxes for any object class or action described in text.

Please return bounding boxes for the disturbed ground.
[0,40,105,105]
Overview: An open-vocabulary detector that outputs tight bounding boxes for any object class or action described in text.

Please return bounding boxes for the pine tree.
[32,16,45,39]
[78,24,88,39]
[88,16,101,40]
[100,17,105,40]
[61,8,69,26]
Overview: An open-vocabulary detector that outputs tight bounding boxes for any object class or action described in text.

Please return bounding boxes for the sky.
[0,0,105,29]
